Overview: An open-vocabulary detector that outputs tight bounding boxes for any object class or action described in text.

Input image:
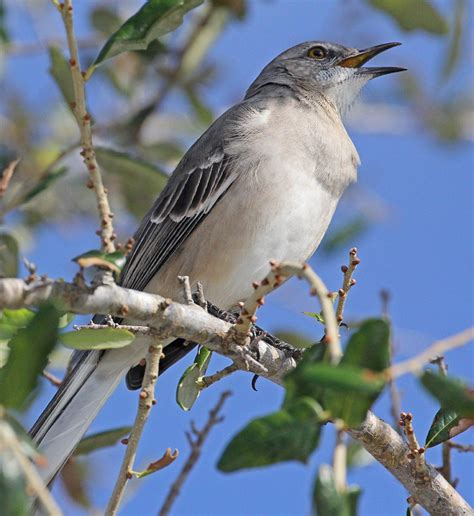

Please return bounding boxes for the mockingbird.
[31,41,404,483]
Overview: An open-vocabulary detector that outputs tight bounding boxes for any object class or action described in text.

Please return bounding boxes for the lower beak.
[338,42,406,78]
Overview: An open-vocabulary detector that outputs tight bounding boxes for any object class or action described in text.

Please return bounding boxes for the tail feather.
[30,339,153,484]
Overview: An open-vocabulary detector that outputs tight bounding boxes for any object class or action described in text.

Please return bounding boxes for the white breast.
[151,99,359,309]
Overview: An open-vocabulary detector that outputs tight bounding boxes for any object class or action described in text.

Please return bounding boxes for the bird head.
[246,41,405,116]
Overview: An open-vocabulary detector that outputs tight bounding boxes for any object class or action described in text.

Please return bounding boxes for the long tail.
[30,342,147,484]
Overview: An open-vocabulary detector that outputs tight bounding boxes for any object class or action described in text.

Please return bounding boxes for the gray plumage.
[30,41,404,484]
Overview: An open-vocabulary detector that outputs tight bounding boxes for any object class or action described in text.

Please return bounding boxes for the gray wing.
[119,138,238,293]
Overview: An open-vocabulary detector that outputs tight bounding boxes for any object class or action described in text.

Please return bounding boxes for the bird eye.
[307,46,327,59]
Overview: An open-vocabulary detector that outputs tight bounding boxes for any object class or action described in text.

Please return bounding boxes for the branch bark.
[0,276,296,383]
[347,412,473,515]
[0,275,471,514]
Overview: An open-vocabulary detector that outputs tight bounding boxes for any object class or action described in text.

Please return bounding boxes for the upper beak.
[338,42,406,77]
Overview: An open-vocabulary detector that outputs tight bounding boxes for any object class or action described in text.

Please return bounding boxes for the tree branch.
[53,0,115,252]
[335,247,359,324]
[0,417,62,516]
[234,261,341,362]
[387,327,474,378]
[159,391,231,516]
[347,412,472,515]
[0,276,297,383]
[105,344,163,516]
[199,364,238,389]
[332,426,347,493]
[0,158,20,198]
[0,274,471,514]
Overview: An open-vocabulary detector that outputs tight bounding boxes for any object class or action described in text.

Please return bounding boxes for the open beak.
[338,42,406,78]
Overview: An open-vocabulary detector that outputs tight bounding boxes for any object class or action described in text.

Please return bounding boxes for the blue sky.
[3,0,473,514]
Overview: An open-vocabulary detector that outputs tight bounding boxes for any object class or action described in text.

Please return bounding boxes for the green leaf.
[313,464,345,516]
[341,318,390,371]
[90,6,122,35]
[441,0,465,80]
[0,304,59,410]
[59,459,91,508]
[72,249,126,274]
[313,464,362,516]
[368,0,448,34]
[74,426,132,456]
[49,47,74,107]
[0,309,35,339]
[23,167,67,204]
[295,363,384,396]
[95,146,168,219]
[420,371,474,419]
[176,346,212,411]
[0,309,36,368]
[425,408,460,448]
[324,319,389,427]
[59,328,135,351]
[185,87,213,126]
[303,311,325,325]
[217,397,323,472]
[0,232,19,278]
[345,485,362,516]
[142,141,184,162]
[285,319,389,427]
[0,2,9,43]
[91,0,204,72]
[133,448,179,478]
[283,342,330,409]
[0,422,28,516]
[58,312,75,329]
[2,414,42,464]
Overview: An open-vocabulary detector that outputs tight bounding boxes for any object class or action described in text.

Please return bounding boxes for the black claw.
[251,374,259,391]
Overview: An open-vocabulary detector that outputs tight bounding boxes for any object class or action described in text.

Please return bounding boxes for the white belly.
[151,162,339,309]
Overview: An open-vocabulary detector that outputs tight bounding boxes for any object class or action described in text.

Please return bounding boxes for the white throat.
[323,69,370,117]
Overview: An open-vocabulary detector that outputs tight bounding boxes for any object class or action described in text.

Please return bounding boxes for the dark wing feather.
[119,150,236,293]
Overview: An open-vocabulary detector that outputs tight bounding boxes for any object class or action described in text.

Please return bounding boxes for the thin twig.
[199,363,238,389]
[178,275,194,305]
[387,327,474,378]
[381,289,403,434]
[234,261,341,363]
[280,262,341,363]
[74,322,161,337]
[0,158,20,197]
[446,442,474,453]
[105,344,163,516]
[430,355,448,375]
[159,391,231,516]
[335,247,360,324]
[332,425,347,493]
[53,0,115,253]
[399,412,428,481]
[42,369,62,388]
[0,421,62,516]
